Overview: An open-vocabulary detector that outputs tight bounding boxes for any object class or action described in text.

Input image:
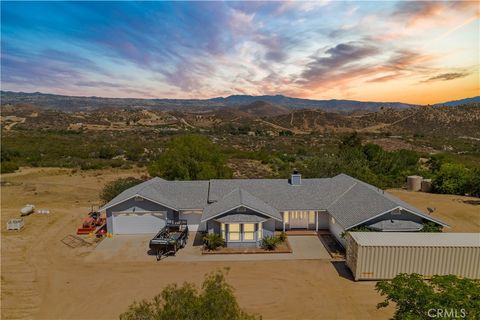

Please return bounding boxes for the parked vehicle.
[149,219,189,260]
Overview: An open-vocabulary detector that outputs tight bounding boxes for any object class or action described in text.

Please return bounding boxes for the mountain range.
[1,91,478,114]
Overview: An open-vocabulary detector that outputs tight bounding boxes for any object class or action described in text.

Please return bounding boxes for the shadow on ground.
[331,261,354,281]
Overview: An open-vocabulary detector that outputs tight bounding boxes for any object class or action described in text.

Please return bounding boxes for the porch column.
[283,221,285,232]
[315,211,319,232]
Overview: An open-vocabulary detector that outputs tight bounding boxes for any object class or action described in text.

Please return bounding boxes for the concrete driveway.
[88,233,331,262]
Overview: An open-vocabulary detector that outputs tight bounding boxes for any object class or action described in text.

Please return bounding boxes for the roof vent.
[290,170,302,186]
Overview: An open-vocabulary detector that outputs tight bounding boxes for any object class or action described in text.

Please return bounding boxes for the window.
[237,206,246,212]
[221,223,226,240]
[309,211,315,224]
[229,224,240,241]
[284,211,289,223]
[134,196,143,202]
[258,222,263,239]
[243,224,255,241]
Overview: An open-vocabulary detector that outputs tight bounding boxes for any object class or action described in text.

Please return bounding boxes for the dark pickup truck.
[149,219,189,260]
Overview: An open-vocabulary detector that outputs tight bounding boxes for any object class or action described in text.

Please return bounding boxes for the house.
[99,173,447,247]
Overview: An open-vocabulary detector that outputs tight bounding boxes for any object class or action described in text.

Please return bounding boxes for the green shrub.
[100,177,144,203]
[203,233,224,251]
[432,163,471,195]
[376,274,480,320]
[0,161,19,173]
[261,236,280,250]
[148,135,233,180]
[421,222,443,232]
[120,269,259,320]
[278,232,287,243]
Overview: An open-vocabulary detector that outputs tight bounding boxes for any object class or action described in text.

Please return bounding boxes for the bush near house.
[261,236,281,250]
[120,269,259,320]
[100,177,145,203]
[203,233,224,251]
[420,222,443,232]
[376,273,480,320]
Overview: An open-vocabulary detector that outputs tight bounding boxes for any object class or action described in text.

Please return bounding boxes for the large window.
[243,224,255,241]
[284,211,289,223]
[229,224,240,241]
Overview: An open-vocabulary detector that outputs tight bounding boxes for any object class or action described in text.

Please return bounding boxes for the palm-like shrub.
[278,232,287,243]
[261,236,280,250]
[203,233,224,250]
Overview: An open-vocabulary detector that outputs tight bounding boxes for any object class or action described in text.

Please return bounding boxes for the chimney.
[290,170,302,186]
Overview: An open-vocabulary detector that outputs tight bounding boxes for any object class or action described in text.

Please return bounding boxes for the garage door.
[112,211,166,234]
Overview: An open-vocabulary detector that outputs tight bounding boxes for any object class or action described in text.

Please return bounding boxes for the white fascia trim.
[400,207,450,228]
[201,204,282,223]
[100,194,178,212]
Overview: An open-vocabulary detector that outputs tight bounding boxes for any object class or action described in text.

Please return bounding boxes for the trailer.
[149,219,189,260]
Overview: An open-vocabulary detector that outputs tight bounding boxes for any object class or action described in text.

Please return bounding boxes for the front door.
[289,211,309,229]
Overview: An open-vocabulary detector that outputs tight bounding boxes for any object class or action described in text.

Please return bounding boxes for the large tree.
[148,135,233,180]
[120,269,259,320]
[376,273,480,320]
[100,177,144,203]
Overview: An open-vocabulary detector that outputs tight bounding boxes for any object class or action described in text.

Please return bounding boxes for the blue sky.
[1,1,478,103]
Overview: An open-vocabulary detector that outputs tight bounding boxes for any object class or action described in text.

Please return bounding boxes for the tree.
[432,163,471,195]
[148,135,233,180]
[376,274,480,320]
[100,177,144,203]
[120,269,259,320]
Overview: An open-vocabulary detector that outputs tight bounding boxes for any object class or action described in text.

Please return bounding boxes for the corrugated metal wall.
[346,235,480,280]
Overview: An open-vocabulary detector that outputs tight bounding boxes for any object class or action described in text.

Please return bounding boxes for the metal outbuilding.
[346,232,480,281]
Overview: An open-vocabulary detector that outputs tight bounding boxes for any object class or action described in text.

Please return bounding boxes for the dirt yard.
[1,168,477,320]
[387,189,480,233]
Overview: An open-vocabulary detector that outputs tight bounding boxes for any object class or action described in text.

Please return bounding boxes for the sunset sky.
[1,1,479,104]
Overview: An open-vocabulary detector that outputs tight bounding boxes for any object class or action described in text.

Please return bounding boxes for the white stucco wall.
[328,215,346,247]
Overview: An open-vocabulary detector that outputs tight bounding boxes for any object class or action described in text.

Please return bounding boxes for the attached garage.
[105,196,176,234]
[112,211,166,234]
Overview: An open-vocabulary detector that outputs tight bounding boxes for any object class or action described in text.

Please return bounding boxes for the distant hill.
[435,96,480,107]
[0,91,417,113]
[268,104,480,138]
[233,100,290,117]
[208,94,416,112]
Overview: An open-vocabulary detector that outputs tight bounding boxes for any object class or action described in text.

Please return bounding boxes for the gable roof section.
[327,174,448,229]
[201,188,282,222]
[100,177,209,211]
[208,178,332,210]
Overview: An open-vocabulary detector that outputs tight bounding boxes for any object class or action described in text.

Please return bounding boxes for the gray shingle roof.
[100,178,209,211]
[326,174,447,229]
[208,178,332,210]
[216,213,269,223]
[201,188,282,222]
[99,173,447,229]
